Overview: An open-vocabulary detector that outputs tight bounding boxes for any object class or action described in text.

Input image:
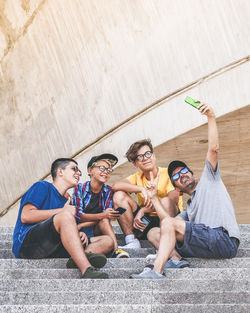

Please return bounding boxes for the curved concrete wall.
[0,0,250,224]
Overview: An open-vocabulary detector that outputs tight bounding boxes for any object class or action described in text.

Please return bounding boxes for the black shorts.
[19,215,70,259]
[133,206,160,240]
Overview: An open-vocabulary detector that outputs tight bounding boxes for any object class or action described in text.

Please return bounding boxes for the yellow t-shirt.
[127,167,183,213]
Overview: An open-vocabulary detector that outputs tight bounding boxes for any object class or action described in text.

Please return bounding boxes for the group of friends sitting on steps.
[12,100,240,279]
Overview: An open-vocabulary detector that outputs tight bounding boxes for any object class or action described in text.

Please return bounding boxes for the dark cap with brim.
[168,160,188,178]
[87,153,118,169]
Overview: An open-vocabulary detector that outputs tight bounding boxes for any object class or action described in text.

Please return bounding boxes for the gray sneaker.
[130,266,165,279]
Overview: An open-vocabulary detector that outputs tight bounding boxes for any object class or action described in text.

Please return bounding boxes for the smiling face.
[171,166,196,194]
[61,161,82,187]
[133,145,156,172]
[88,160,112,184]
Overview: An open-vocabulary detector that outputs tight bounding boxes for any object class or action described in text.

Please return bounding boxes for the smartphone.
[115,207,127,215]
[185,96,200,109]
[141,216,150,226]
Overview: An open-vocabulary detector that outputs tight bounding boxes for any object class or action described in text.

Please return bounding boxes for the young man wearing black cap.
[131,101,240,279]
[69,153,129,261]
[13,158,109,279]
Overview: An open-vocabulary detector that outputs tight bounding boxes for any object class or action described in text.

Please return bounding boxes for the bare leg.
[160,197,179,217]
[53,211,91,275]
[153,216,186,274]
[113,191,138,236]
[86,235,114,255]
[94,218,117,250]
[147,227,160,249]
[147,227,182,260]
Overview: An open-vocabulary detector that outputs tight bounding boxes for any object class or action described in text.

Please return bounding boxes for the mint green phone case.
[185,96,199,108]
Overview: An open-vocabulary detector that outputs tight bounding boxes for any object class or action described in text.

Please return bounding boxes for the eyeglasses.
[135,151,152,162]
[71,166,82,176]
[92,165,113,174]
[171,167,189,181]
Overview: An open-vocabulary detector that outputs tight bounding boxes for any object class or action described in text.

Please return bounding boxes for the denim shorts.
[175,222,239,259]
[19,215,69,259]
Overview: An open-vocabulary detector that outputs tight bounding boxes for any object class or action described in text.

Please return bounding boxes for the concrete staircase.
[0,225,249,312]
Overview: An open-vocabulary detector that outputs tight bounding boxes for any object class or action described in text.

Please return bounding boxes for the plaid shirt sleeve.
[104,187,113,210]
[73,184,85,220]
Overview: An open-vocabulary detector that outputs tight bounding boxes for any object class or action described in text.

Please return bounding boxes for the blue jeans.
[175,222,239,259]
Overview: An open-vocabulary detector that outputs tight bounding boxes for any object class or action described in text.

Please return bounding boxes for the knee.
[100,218,110,224]
[113,191,128,204]
[55,210,75,224]
[161,217,175,232]
[161,198,178,217]
[103,235,114,250]
[147,227,160,243]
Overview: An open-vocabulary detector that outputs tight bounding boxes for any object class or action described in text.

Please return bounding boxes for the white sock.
[125,234,135,244]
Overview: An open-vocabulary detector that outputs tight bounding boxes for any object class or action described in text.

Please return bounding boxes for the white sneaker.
[146,253,158,261]
[118,238,141,249]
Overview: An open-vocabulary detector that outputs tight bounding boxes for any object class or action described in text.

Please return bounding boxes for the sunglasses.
[135,150,152,162]
[71,166,82,176]
[172,167,189,181]
[92,165,113,174]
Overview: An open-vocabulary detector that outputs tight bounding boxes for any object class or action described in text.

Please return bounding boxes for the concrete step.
[0,266,250,280]
[0,242,156,257]
[0,261,249,279]
[1,258,250,273]
[0,227,250,244]
[0,304,249,313]
[0,277,249,292]
[1,224,249,234]
[1,225,249,310]
[1,244,250,258]
[0,290,249,305]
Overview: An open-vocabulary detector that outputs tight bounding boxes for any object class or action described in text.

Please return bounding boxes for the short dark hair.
[51,158,77,180]
[126,139,153,162]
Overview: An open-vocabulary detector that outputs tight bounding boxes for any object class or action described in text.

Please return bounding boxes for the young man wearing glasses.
[13,158,109,279]
[131,101,240,279]
[112,140,186,267]
[70,153,129,261]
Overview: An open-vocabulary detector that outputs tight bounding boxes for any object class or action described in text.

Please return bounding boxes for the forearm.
[21,208,63,224]
[207,114,219,152]
[79,213,105,222]
[112,181,143,193]
[77,221,97,229]
[141,206,154,214]
[207,114,219,170]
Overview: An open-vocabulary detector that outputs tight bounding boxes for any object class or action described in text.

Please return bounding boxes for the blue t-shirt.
[12,181,68,258]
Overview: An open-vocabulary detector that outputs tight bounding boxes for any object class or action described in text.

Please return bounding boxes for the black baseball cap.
[168,160,189,179]
[87,153,118,169]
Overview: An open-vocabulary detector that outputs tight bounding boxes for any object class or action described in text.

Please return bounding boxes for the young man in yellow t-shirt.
[112,139,185,267]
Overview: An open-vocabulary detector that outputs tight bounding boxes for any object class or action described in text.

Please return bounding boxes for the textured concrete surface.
[0,225,249,311]
[0,304,249,313]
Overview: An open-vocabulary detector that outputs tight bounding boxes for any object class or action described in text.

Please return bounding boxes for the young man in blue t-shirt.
[12,158,112,279]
